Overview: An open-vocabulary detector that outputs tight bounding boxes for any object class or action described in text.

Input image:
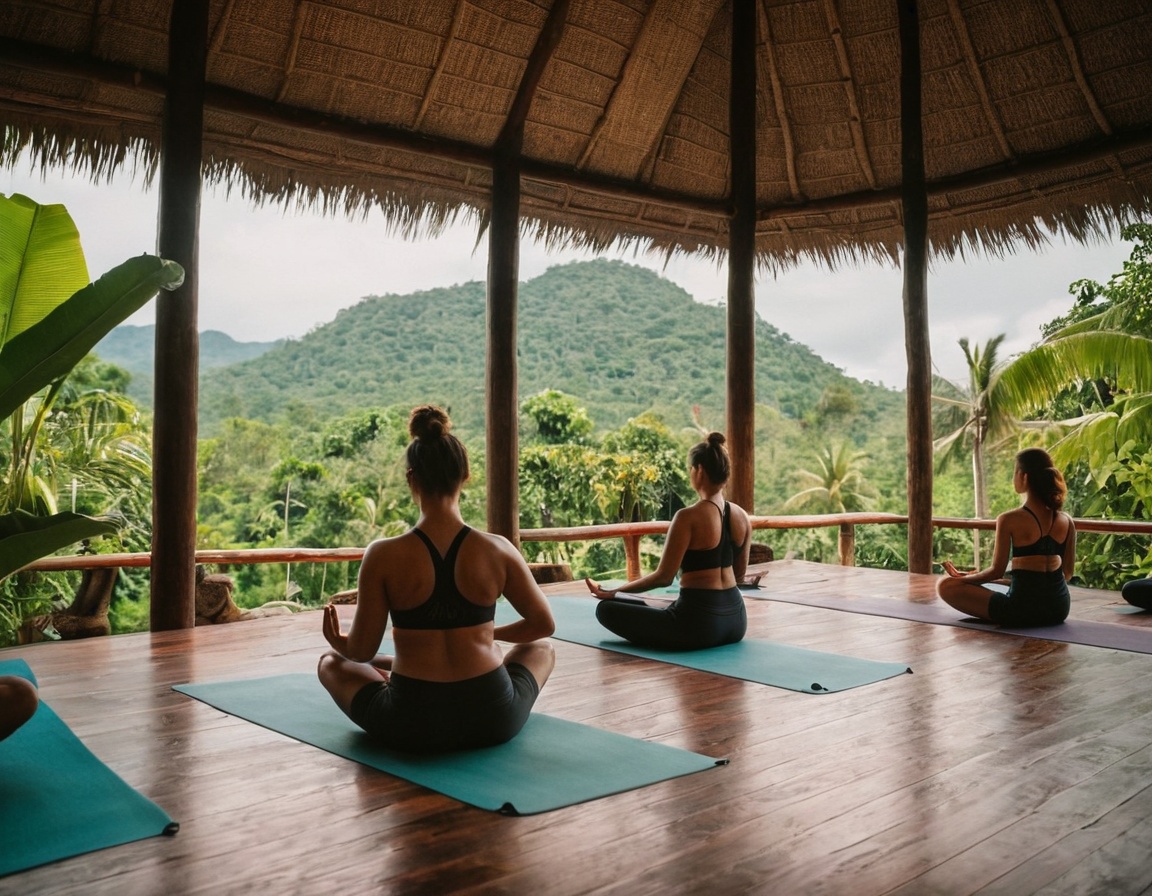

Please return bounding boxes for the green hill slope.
[96,325,281,405]
[197,259,902,434]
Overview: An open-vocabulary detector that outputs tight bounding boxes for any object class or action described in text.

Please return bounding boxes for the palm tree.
[931,335,1030,567]
[997,332,1152,475]
[994,222,1152,475]
[784,442,875,514]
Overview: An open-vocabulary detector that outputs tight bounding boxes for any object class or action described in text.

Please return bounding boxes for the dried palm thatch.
[1,0,1151,270]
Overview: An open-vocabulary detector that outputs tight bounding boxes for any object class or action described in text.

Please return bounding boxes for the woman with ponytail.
[318,405,555,752]
[937,447,1076,626]
[585,432,752,649]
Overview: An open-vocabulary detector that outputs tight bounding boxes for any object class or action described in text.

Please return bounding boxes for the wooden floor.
[5,560,1152,895]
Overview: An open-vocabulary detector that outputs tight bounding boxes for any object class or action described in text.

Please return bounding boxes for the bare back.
[1003,503,1075,576]
[676,499,752,590]
[359,527,506,682]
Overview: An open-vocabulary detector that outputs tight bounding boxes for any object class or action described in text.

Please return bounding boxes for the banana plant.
[0,193,184,580]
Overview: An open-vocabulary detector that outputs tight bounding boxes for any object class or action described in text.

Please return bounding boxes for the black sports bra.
[1012,506,1068,558]
[389,527,496,629]
[680,502,735,573]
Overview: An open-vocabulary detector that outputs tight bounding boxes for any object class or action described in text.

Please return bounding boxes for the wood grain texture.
[3,561,1151,894]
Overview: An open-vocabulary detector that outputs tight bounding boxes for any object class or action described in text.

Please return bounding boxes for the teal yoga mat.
[511,594,911,693]
[174,673,722,815]
[0,659,177,877]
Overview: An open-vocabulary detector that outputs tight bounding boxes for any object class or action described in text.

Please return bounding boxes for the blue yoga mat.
[0,658,177,877]
[175,673,722,815]
[507,595,911,693]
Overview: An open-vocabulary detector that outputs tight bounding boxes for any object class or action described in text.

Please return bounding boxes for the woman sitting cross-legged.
[585,432,752,650]
[318,405,555,752]
[937,447,1076,627]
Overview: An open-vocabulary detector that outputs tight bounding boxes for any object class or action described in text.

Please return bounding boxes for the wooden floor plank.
[3,560,1151,894]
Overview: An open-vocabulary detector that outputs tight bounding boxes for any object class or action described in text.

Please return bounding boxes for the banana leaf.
[0,254,184,420]
[0,193,89,344]
[0,510,120,581]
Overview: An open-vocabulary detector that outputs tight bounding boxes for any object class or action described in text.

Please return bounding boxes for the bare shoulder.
[362,531,414,562]
[996,507,1033,535]
[463,528,520,561]
[727,501,751,522]
[727,501,752,539]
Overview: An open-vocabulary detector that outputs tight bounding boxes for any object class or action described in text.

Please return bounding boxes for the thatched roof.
[2,0,1152,269]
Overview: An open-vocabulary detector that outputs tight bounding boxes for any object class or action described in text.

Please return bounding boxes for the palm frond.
[997,332,1152,414]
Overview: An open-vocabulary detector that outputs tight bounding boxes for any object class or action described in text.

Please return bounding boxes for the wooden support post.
[623,534,642,582]
[727,0,757,512]
[486,155,520,544]
[838,523,856,567]
[899,0,933,574]
[483,1,568,545]
[151,0,208,630]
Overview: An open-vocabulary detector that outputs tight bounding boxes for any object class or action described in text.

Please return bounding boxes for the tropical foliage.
[0,193,183,643]
[14,243,1152,639]
[784,442,876,514]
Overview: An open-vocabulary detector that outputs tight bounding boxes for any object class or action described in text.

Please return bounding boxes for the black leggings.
[349,663,539,753]
[595,586,747,650]
[1122,578,1152,611]
[987,569,1070,627]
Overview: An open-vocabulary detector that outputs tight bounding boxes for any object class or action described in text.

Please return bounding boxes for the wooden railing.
[22,514,1152,581]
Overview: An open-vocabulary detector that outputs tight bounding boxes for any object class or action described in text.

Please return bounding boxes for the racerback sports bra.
[389,527,496,629]
[680,502,735,573]
[1012,505,1067,558]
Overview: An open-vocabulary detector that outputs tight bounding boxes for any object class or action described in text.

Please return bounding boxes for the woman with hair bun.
[937,447,1076,626]
[318,405,555,752]
[585,432,752,649]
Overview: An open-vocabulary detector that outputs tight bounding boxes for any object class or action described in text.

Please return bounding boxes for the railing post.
[838,523,856,567]
[624,535,642,581]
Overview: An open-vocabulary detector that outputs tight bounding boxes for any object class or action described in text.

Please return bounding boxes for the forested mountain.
[194,259,902,435]
[96,325,281,405]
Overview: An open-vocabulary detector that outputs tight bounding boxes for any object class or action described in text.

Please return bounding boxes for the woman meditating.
[937,447,1076,626]
[318,405,555,752]
[585,432,752,649]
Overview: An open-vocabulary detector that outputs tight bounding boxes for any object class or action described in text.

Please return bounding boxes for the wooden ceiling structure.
[2,0,1152,627]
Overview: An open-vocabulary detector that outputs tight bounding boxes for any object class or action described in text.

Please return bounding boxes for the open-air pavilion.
[3,1,1152,892]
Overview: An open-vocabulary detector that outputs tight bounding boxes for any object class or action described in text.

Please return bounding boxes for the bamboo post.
[838,522,856,567]
[151,0,208,630]
[899,0,933,574]
[727,0,757,512]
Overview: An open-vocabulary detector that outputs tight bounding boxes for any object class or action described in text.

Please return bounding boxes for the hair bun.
[707,431,726,448]
[409,405,451,441]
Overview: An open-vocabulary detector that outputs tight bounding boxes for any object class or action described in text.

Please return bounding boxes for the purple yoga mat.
[756,591,1152,654]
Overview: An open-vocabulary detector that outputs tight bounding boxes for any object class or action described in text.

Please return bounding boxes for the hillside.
[196,259,903,434]
[96,325,281,405]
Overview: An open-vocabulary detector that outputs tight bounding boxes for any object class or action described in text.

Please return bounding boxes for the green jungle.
[5,231,1152,645]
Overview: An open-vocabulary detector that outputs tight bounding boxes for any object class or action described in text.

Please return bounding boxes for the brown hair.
[406,405,469,497]
[1016,447,1066,511]
[688,431,731,486]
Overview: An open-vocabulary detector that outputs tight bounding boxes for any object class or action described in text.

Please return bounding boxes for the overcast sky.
[3,159,1134,390]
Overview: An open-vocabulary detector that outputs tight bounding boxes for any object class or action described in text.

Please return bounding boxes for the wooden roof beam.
[822,0,876,190]
[578,0,724,178]
[757,0,801,201]
[497,0,571,154]
[946,0,1013,162]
